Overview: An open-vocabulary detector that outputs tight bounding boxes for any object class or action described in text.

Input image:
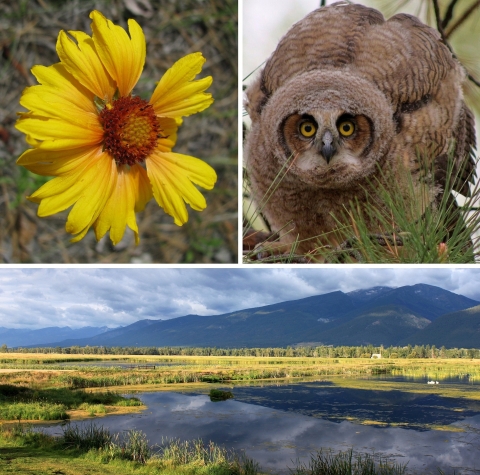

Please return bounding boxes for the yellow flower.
[16,10,216,245]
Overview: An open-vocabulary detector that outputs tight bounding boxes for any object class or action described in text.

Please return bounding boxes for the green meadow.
[1,352,479,474]
[2,353,480,398]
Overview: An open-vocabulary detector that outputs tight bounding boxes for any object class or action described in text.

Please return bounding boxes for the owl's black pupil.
[305,125,312,132]
[343,124,351,132]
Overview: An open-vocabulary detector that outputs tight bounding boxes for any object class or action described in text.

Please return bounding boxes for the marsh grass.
[51,365,392,389]
[78,403,108,416]
[0,422,472,475]
[150,437,259,475]
[290,449,407,475]
[0,421,54,447]
[63,422,112,450]
[2,424,233,475]
[0,401,68,421]
[157,438,231,466]
[0,384,142,421]
[121,430,151,464]
[2,356,480,408]
[63,425,257,473]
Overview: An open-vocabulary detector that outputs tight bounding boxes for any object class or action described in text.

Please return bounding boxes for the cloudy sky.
[1,267,480,329]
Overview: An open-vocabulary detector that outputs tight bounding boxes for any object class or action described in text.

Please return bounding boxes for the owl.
[244,1,476,256]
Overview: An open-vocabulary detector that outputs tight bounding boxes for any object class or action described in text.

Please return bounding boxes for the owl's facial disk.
[282,113,372,171]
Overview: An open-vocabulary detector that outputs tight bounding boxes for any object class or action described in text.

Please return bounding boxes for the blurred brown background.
[0,0,238,263]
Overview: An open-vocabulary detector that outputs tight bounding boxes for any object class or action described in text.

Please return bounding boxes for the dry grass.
[0,0,238,263]
[3,354,480,394]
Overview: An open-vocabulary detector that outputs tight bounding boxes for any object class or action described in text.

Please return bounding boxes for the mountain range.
[0,326,112,348]
[3,284,479,349]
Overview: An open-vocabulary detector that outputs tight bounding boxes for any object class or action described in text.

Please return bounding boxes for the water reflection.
[229,382,480,429]
[41,385,480,474]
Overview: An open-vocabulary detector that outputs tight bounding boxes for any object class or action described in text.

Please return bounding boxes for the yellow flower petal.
[17,146,99,176]
[69,222,94,243]
[153,151,217,190]
[146,151,216,225]
[56,29,116,100]
[30,171,85,211]
[93,164,150,245]
[132,163,154,213]
[90,11,145,97]
[150,52,213,118]
[28,150,115,227]
[147,162,189,225]
[15,115,103,150]
[20,87,99,126]
[15,9,216,246]
[65,153,117,236]
[31,63,96,114]
[156,117,179,152]
[29,149,103,213]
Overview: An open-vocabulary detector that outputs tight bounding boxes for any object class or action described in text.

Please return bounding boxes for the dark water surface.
[41,380,480,474]
[229,380,480,429]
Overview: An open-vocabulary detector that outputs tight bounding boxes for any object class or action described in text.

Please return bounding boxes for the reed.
[3,357,480,394]
[0,423,466,475]
[0,422,54,447]
[120,429,151,464]
[62,422,112,450]
[152,436,258,474]
[290,449,406,475]
[0,401,68,421]
[0,384,142,421]
[66,425,257,472]
[78,403,108,416]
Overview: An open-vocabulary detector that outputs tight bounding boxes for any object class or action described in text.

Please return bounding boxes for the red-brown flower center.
[99,96,160,166]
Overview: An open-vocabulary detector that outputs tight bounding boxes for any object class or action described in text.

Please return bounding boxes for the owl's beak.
[319,129,336,163]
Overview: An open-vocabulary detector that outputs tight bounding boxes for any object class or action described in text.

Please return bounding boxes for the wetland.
[1,353,480,474]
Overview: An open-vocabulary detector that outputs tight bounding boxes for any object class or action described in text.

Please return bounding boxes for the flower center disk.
[100,96,160,166]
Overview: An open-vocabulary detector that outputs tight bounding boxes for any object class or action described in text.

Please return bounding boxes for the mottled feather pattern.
[245,2,477,255]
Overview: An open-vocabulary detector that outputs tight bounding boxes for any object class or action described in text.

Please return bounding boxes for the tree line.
[1,344,479,359]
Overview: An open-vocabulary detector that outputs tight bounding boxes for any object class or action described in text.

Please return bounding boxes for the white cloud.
[0,268,479,329]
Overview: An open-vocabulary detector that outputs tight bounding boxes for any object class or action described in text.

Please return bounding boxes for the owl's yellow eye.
[299,121,317,138]
[338,120,355,137]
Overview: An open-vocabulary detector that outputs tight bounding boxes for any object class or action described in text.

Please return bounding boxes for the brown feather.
[245,2,477,255]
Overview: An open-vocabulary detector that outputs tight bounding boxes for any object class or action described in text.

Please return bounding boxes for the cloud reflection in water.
[41,388,480,474]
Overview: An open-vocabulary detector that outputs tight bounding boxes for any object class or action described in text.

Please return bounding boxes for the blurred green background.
[0,0,238,263]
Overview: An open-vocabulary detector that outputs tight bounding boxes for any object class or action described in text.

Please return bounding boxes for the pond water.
[40,379,480,474]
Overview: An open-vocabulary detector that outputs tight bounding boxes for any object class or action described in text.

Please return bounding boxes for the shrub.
[209,389,234,401]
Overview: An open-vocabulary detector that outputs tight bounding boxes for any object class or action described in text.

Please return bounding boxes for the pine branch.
[467,73,480,88]
[445,0,480,38]
[432,0,453,53]
[442,0,460,28]
[432,0,480,88]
